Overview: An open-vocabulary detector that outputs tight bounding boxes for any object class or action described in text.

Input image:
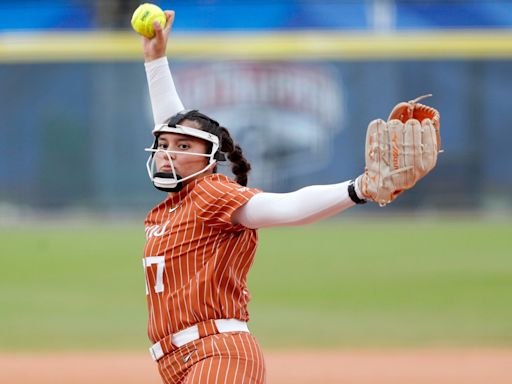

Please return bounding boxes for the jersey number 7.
[143,256,165,294]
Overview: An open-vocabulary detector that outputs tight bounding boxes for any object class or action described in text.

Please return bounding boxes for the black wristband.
[348,180,367,205]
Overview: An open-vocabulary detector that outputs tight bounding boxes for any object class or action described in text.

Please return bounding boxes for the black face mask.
[152,172,184,192]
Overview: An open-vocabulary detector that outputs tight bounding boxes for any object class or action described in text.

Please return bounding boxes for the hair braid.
[219,127,251,186]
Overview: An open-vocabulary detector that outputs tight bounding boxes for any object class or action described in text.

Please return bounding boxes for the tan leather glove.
[358,95,441,206]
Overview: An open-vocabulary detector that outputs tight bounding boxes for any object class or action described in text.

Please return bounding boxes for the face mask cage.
[144,124,220,191]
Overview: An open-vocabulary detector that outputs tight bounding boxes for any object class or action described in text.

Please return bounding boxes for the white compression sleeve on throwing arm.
[233,181,356,229]
[144,57,184,124]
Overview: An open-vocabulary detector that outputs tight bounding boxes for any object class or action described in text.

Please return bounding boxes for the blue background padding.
[1,1,512,31]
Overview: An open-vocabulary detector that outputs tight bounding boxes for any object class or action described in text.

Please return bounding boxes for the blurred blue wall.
[1,1,512,31]
[1,59,511,212]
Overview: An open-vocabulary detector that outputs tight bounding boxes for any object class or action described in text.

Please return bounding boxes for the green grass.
[1,218,511,351]
[0,225,149,351]
[250,219,512,348]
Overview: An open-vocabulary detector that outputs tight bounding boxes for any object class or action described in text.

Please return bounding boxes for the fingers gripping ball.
[131,3,166,38]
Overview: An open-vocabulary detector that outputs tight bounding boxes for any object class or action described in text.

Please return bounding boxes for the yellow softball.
[131,3,166,38]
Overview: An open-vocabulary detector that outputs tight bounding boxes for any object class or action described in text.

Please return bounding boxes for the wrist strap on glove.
[348,180,367,205]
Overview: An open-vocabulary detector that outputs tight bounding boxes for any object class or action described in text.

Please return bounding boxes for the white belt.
[149,319,249,361]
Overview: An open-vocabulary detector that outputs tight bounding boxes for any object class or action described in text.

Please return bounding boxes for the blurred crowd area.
[2,0,512,31]
[1,1,512,216]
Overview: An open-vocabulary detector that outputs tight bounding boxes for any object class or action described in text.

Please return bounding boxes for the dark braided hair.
[217,126,252,187]
[175,110,252,186]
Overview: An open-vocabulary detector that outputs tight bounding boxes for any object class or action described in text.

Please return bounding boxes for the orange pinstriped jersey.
[143,174,261,343]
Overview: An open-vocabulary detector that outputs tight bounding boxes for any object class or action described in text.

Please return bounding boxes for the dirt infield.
[1,349,511,384]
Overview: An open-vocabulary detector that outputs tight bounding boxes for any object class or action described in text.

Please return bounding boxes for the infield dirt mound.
[1,349,511,383]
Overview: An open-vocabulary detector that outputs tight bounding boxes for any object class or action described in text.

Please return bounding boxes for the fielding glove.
[357,94,441,206]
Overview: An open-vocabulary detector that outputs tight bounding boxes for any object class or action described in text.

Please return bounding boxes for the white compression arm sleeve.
[233,181,357,229]
[144,57,184,124]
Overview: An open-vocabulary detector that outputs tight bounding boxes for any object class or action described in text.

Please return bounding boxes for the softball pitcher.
[139,10,441,384]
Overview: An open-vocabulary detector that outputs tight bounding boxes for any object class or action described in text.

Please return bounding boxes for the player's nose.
[158,150,177,160]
